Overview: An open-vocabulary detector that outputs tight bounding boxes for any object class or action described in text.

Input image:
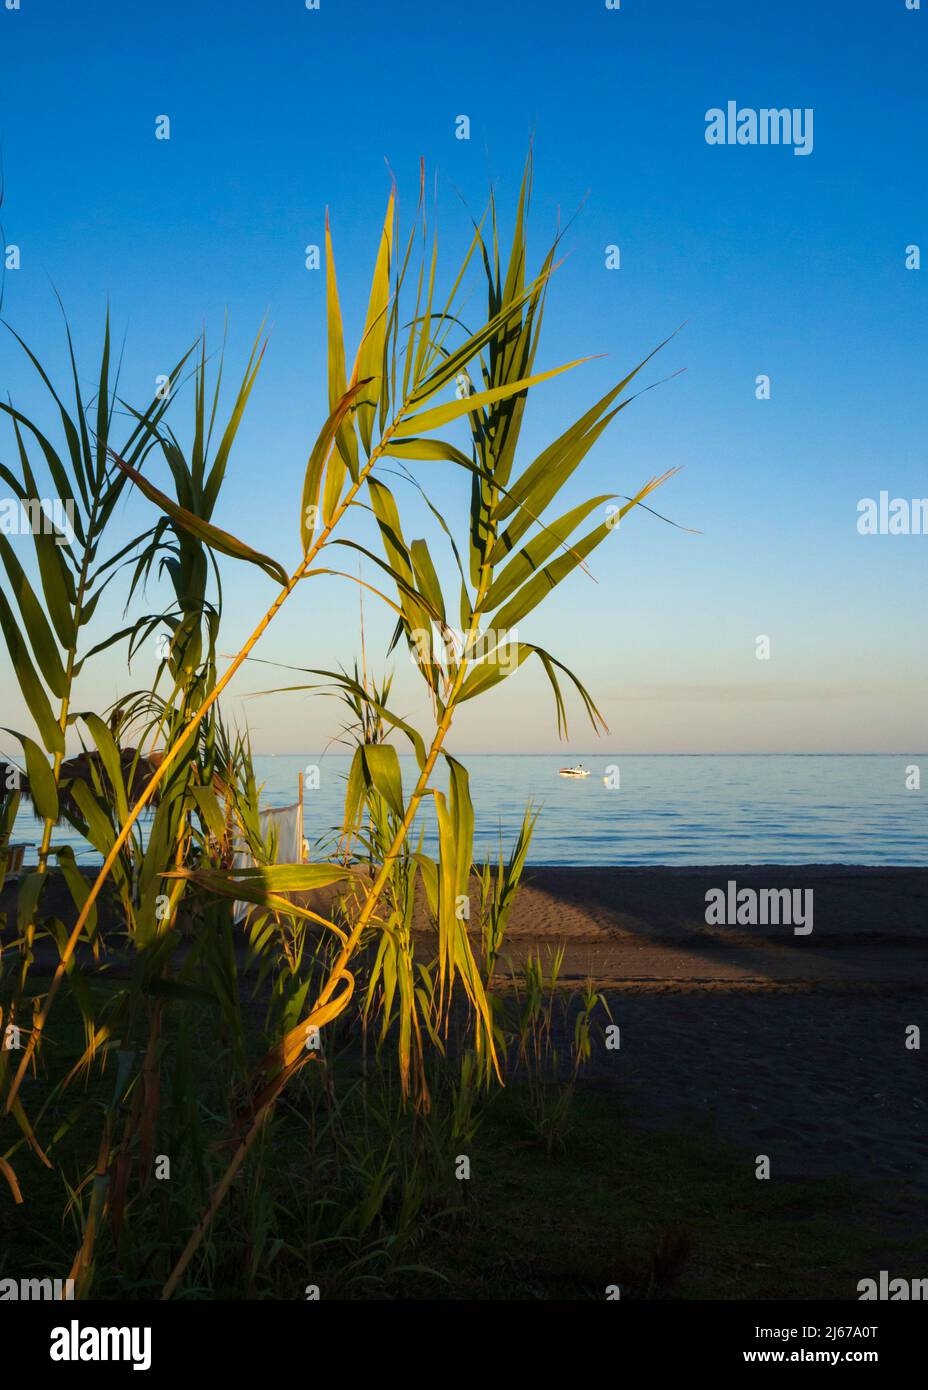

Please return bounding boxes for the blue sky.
[1,0,926,754]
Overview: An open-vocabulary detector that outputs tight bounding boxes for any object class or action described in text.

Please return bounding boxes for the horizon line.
[248,750,928,758]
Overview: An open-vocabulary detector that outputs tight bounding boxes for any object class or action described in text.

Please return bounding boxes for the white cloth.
[232,801,304,922]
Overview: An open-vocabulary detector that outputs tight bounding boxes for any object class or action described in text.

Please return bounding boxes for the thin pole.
[298,770,304,863]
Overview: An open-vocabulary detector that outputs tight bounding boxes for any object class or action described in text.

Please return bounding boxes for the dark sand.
[493,867,928,1201]
[4,864,926,1202]
[492,865,928,989]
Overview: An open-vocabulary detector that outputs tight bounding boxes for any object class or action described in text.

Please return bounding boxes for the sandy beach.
[495,867,928,1202]
[4,864,925,1205]
[587,989,926,1202]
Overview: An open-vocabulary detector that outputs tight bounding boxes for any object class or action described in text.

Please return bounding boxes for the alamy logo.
[705,101,814,156]
[705,880,813,935]
[0,1276,74,1300]
[49,1319,152,1371]
[858,1271,928,1300]
[0,496,76,547]
[857,493,928,535]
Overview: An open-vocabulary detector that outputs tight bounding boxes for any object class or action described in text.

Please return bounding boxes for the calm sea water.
[10,754,927,867]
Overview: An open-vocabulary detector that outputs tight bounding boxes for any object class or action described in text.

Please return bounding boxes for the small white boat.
[558,764,590,778]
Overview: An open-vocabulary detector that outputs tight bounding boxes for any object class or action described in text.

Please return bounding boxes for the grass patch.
[428,1084,921,1300]
[1,976,919,1300]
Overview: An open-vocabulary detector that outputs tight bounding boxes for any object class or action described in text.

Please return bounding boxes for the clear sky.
[1,0,925,755]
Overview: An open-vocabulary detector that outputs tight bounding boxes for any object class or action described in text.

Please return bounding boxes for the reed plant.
[0,156,679,1297]
[509,947,612,1152]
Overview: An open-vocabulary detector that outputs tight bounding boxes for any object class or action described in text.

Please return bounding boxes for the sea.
[9,754,927,868]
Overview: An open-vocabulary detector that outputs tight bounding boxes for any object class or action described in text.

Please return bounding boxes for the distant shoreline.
[5,863,927,952]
